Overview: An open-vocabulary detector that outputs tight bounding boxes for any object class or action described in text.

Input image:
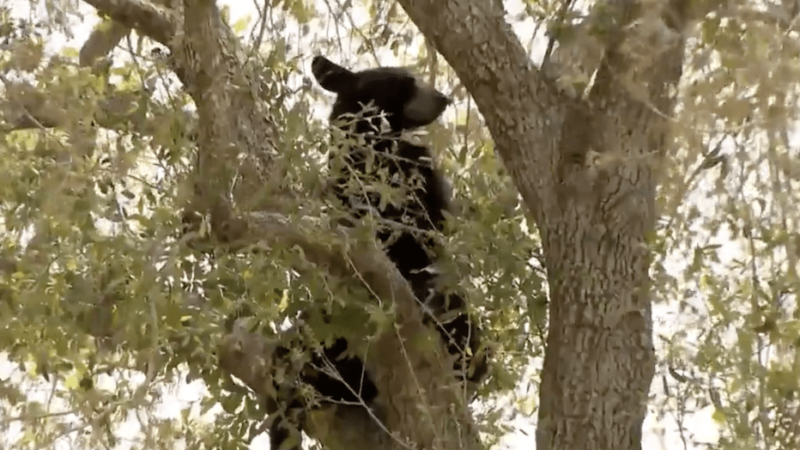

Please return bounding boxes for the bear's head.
[311,55,451,134]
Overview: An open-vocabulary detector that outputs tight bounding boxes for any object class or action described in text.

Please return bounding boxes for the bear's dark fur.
[312,55,453,281]
[266,330,378,450]
[264,56,488,450]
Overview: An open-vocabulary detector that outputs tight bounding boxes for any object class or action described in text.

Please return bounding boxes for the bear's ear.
[311,55,357,94]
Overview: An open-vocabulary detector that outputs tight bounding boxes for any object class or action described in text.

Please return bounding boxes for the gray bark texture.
[8,0,719,449]
[396,1,701,448]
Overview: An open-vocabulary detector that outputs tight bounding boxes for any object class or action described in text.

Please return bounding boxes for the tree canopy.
[0,0,799,450]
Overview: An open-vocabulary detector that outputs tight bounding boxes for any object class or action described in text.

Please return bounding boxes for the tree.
[3,1,800,450]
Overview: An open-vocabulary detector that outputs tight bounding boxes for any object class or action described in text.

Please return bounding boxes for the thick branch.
[79,20,131,67]
[81,0,176,46]
[79,0,182,67]
[79,0,280,210]
[178,0,244,207]
[0,79,195,137]
[396,0,565,228]
[212,211,484,450]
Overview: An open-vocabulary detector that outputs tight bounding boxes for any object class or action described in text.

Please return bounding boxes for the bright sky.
[1,0,727,449]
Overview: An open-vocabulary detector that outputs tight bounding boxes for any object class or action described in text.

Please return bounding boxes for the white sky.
[1,0,729,449]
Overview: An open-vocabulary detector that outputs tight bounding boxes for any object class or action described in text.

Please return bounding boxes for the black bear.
[311,55,452,283]
[310,53,487,385]
[265,325,378,450]
[264,56,488,450]
[223,296,379,450]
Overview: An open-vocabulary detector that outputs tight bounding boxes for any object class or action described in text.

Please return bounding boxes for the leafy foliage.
[3,0,800,449]
[0,1,541,449]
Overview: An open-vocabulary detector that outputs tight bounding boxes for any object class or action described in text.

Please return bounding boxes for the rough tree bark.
[396,0,714,449]
[4,0,719,449]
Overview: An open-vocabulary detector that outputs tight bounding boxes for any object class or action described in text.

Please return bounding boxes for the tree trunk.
[396,0,699,449]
